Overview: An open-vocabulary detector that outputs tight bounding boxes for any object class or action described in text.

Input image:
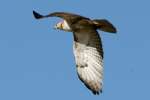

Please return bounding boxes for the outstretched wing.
[73,29,103,95]
[33,10,89,25]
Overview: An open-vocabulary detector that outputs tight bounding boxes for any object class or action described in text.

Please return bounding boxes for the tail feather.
[93,19,117,33]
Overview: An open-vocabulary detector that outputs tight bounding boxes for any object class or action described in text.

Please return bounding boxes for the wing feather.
[73,29,103,95]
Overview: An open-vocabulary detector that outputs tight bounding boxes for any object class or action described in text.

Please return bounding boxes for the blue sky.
[0,0,150,100]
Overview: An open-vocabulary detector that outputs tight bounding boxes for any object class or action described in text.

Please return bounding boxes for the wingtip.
[33,10,44,19]
[112,27,117,33]
[93,91,99,95]
[92,90,102,95]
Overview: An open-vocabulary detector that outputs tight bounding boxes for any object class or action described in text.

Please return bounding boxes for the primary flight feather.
[33,10,117,95]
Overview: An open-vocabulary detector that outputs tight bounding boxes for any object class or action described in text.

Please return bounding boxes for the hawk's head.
[54,20,72,32]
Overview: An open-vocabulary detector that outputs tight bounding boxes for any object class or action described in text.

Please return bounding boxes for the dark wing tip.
[33,10,44,19]
[110,25,117,33]
[92,89,102,95]
[93,91,99,95]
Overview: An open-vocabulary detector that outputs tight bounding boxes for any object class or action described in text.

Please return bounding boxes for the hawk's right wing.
[73,29,103,95]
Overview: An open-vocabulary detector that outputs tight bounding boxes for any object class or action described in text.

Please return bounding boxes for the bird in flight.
[33,10,117,95]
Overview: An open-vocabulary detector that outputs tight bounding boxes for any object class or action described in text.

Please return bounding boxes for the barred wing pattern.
[73,30,103,95]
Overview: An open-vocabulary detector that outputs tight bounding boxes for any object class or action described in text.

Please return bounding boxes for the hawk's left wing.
[33,10,89,26]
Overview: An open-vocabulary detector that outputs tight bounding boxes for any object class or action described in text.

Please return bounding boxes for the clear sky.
[0,0,150,100]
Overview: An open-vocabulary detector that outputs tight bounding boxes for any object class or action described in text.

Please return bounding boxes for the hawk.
[33,10,117,95]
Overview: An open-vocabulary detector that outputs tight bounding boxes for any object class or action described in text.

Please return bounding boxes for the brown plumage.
[33,10,117,95]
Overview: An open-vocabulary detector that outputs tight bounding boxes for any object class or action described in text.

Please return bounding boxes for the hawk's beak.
[54,25,59,30]
[54,23,63,30]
